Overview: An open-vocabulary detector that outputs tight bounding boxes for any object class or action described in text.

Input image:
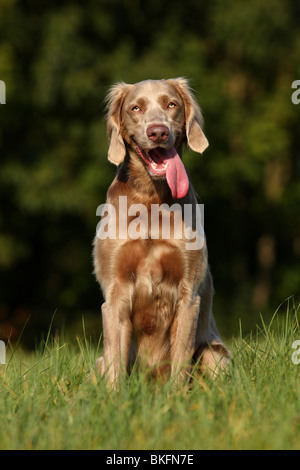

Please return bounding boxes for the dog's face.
[121,80,186,153]
[106,78,209,198]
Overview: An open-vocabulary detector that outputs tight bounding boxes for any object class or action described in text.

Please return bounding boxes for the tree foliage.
[0,0,299,342]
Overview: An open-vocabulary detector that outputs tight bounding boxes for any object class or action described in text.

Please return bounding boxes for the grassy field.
[0,301,299,450]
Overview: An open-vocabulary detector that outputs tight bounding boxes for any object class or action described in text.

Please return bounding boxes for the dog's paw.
[95,356,106,375]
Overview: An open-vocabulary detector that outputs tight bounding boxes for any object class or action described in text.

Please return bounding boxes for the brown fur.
[94,78,230,388]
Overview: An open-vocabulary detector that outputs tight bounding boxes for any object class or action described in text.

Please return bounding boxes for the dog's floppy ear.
[106,82,130,165]
[167,78,209,154]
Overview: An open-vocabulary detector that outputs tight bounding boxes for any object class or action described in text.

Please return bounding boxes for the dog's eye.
[132,105,142,112]
[167,102,177,109]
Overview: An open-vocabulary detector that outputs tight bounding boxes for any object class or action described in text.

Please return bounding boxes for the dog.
[94,78,229,388]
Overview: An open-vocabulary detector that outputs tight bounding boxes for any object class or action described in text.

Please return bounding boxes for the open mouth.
[134,143,190,199]
[135,145,169,176]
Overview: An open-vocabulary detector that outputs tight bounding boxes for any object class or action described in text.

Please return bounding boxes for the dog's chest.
[117,239,185,336]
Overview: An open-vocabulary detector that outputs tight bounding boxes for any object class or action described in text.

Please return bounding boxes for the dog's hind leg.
[193,340,230,378]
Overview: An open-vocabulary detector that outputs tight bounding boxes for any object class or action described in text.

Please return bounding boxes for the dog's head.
[105,78,208,198]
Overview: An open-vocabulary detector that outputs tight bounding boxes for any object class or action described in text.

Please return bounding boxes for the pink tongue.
[151,147,189,199]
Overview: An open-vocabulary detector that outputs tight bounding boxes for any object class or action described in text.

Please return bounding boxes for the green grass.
[0,300,299,450]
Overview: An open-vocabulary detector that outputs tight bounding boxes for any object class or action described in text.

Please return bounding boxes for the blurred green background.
[0,0,299,346]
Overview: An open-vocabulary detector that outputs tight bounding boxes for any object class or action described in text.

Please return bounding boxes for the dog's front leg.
[170,295,200,386]
[101,301,132,389]
[101,302,121,388]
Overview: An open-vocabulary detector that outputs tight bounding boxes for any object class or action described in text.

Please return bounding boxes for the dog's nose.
[146,124,169,144]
